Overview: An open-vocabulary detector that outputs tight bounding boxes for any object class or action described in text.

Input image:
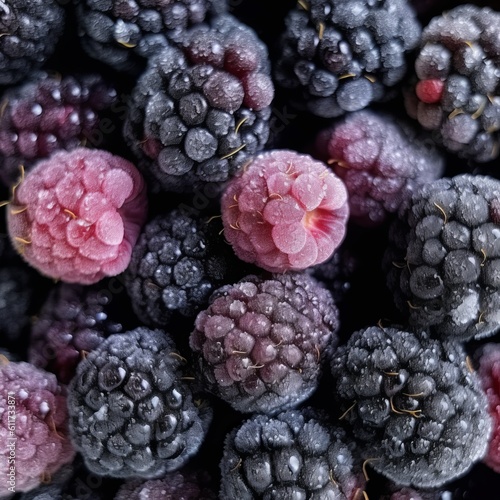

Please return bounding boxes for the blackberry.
[384,174,500,341]
[219,407,366,499]
[0,361,76,496]
[0,0,65,86]
[330,325,492,488]
[75,0,227,73]
[123,14,273,193]
[313,109,445,227]
[28,279,137,385]
[404,4,500,162]
[274,0,422,117]
[124,208,251,328]
[67,327,211,479]
[189,272,339,415]
[0,71,119,188]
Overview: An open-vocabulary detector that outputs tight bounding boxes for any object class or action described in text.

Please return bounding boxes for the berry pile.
[2,1,500,499]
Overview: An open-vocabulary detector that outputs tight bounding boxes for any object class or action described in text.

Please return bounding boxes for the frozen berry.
[6,148,148,285]
[221,149,349,273]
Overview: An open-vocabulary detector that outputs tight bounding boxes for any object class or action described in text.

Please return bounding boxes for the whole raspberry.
[28,280,136,385]
[475,343,500,474]
[219,407,366,499]
[330,325,492,488]
[384,174,500,341]
[67,327,211,479]
[313,110,445,226]
[115,468,216,500]
[0,0,65,86]
[0,361,75,496]
[123,14,274,193]
[75,0,227,73]
[221,149,349,273]
[189,272,339,415]
[0,71,119,188]
[404,4,500,162]
[6,148,148,285]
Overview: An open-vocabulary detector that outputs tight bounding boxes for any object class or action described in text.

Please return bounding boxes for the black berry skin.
[330,325,492,488]
[384,174,500,341]
[405,4,500,163]
[189,272,339,415]
[75,0,227,73]
[67,327,211,479]
[123,13,273,193]
[219,407,366,499]
[274,0,422,117]
[0,0,65,86]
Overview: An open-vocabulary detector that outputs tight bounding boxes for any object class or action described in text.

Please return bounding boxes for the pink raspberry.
[7,147,147,284]
[0,361,75,496]
[220,149,349,272]
[476,343,500,473]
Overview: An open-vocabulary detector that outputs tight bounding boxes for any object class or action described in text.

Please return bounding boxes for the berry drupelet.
[124,208,252,329]
[384,174,500,341]
[313,109,445,227]
[67,327,211,479]
[219,407,366,499]
[0,71,119,188]
[330,325,492,488]
[0,0,65,86]
[189,272,339,415]
[123,13,274,193]
[0,361,76,496]
[75,0,228,73]
[274,0,422,117]
[6,147,148,285]
[404,4,500,162]
[220,149,349,273]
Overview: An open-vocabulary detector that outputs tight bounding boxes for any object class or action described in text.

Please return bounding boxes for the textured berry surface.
[274,0,422,117]
[330,325,492,488]
[189,272,339,414]
[28,280,135,385]
[0,361,75,495]
[405,4,500,162]
[219,407,366,499]
[475,343,500,474]
[115,468,217,500]
[7,147,148,285]
[75,0,227,73]
[384,174,500,341]
[124,208,252,328]
[221,149,349,272]
[67,327,210,479]
[123,13,273,192]
[314,110,445,226]
[0,0,65,85]
[0,71,119,187]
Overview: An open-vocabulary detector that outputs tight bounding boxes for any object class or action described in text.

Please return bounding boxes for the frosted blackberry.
[313,110,445,226]
[219,407,366,499]
[330,325,492,488]
[115,468,216,500]
[75,0,227,73]
[0,71,119,188]
[274,0,422,117]
[67,327,210,479]
[0,361,76,496]
[189,272,339,415]
[405,4,500,162]
[0,0,65,86]
[123,14,273,193]
[124,208,251,328]
[28,279,136,385]
[384,174,500,341]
